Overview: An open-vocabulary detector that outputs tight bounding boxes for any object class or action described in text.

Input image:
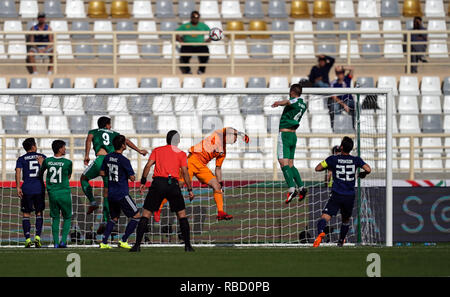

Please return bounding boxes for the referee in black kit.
[130,130,195,252]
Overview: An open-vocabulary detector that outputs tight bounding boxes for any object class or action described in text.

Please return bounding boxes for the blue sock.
[339,223,350,241]
[35,216,43,237]
[102,220,116,244]
[23,218,31,239]
[317,218,327,234]
[122,218,139,242]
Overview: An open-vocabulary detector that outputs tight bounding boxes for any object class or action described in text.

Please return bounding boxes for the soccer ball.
[209,27,223,41]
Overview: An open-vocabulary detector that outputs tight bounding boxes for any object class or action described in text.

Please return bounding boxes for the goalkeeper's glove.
[219,181,224,189]
[237,131,250,143]
[358,171,368,179]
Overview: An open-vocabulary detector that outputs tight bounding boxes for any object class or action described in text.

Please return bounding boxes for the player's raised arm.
[272,99,291,108]
[139,159,156,194]
[84,133,94,166]
[125,138,148,156]
[181,165,194,201]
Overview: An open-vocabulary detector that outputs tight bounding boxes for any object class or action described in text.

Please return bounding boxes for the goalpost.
[0,87,393,247]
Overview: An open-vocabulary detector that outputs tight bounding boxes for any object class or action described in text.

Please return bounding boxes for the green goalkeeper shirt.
[88,128,120,155]
[279,97,307,130]
[42,157,72,193]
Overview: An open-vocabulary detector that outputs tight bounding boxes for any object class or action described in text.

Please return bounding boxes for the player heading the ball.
[313,136,371,247]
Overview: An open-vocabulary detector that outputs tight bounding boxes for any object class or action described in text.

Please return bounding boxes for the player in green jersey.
[271,83,309,204]
[81,116,148,232]
[39,140,73,248]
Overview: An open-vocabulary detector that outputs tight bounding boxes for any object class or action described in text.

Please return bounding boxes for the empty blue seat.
[141,44,161,59]
[136,115,158,133]
[75,44,94,59]
[356,77,375,88]
[10,78,28,88]
[317,43,337,55]
[4,116,26,134]
[204,77,223,88]
[272,20,289,39]
[17,96,39,115]
[316,20,335,39]
[381,0,400,17]
[44,0,64,18]
[156,0,175,18]
[241,96,264,114]
[178,0,196,18]
[422,115,443,133]
[96,78,114,88]
[69,115,89,134]
[268,0,287,18]
[98,44,113,59]
[0,0,18,18]
[53,78,71,88]
[160,21,178,39]
[248,77,266,88]
[244,0,264,18]
[140,78,158,88]
[339,20,357,39]
[250,44,271,59]
[71,21,91,40]
[116,21,137,40]
[443,77,450,95]
[129,96,151,115]
[361,42,381,59]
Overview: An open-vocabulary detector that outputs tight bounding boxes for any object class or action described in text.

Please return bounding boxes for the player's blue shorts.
[322,192,355,219]
[21,193,45,213]
[108,195,139,219]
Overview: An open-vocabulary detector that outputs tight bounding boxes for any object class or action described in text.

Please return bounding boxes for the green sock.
[102,197,110,223]
[61,218,71,244]
[282,165,296,189]
[291,166,304,188]
[81,179,95,204]
[51,217,60,245]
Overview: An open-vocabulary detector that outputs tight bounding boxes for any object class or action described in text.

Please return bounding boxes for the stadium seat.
[313,0,332,17]
[45,0,64,18]
[111,0,130,18]
[339,40,360,59]
[141,43,161,59]
[88,1,108,18]
[75,44,94,59]
[333,114,354,133]
[133,0,153,18]
[162,77,181,89]
[381,0,400,16]
[75,77,94,89]
[136,115,157,133]
[422,114,443,133]
[114,115,135,134]
[399,115,421,133]
[31,78,50,89]
[0,96,17,115]
[228,40,249,59]
[138,21,158,40]
[356,77,374,88]
[97,44,113,59]
[425,0,445,17]
[316,20,335,39]
[377,114,398,133]
[96,78,114,88]
[443,77,450,95]
[208,41,227,59]
[295,40,315,59]
[140,77,158,88]
[243,153,264,169]
[311,114,332,133]
[269,77,289,89]
[378,76,398,95]
[63,96,84,115]
[67,115,88,133]
[4,116,25,134]
[197,95,218,115]
[14,96,38,118]
[4,21,25,40]
[399,76,420,95]
[0,0,18,18]
[178,115,201,136]
[10,78,28,89]
[398,96,419,114]
[272,40,290,59]
[294,20,314,39]
[94,21,113,40]
[264,95,282,115]
[175,0,194,18]
[307,95,327,113]
[160,21,178,39]
[428,40,448,58]
[204,77,223,88]
[421,76,441,95]
[249,20,269,39]
[221,153,241,169]
[50,20,70,40]
[182,77,202,89]
[226,77,245,89]
[71,21,91,40]
[200,1,220,18]
[48,116,70,134]
[118,77,138,89]
[445,115,450,132]
[335,0,355,18]
[156,0,175,18]
[338,20,357,39]
[290,0,310,18]
[384,40,403,58]
[157,115,179,133]
[128,95,150,115]
[220,0,241,18]
[443,96,450,113]
[225,21,245,39]
[119,41,139,59]
[241,96,264,114]
[205,20,223,31]
[244,0,264,18]
[248,77,266,88]
[361,20,381,39]
[271,20,289,40]
[422,153,443,170]
[428,19,448,39]
[152,95,174,115]
[223,114,244,131]
[358,0,379,17]
[117,21,137,40]
[382,20,402,39]
[55,40,73,59]
[174,95,196,115]
[20,0,39,18]
[403,0,423,16]
[422,137,443,154]
[267,115,281,133]
[26,115,48,134]
[201,115,222,132]
[268,0,288,18]
[85,97,106,115]
[66,0,87,18]
[219,95,240,115]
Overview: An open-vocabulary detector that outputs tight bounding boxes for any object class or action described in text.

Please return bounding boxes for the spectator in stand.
[308,55,335,87]
[27,13,54,75]
[407,16,427,74]
[328,66,355,129]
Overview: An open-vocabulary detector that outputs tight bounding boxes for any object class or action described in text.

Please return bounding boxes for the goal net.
[0,87,393,247]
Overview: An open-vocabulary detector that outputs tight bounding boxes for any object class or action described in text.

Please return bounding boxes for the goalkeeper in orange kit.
[155,127,249,221]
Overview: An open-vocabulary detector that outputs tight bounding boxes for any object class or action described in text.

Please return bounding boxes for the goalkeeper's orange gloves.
[237,131,250,143]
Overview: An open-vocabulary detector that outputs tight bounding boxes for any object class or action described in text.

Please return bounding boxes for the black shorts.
[109,195,139,219]
[143,177,186,213]
[322,192,355,219]
[21,193,45,213]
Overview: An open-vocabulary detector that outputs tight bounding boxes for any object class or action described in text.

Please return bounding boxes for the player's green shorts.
[83,155,108,185]
[277,131,297,160]
[48,190,72,219]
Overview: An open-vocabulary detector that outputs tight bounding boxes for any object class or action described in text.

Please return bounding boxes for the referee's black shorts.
[143,177,186,213]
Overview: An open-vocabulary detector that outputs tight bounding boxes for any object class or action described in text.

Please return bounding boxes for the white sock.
[288,187,296,193]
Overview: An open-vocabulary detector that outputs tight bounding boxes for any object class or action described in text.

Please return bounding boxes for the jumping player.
[313,136,371,247]
[271,83,308,204]
[39,140,73,248]
[155,127,249,221]
[99,135,141,249]
[81,116,147,231]
[15,138,46,248]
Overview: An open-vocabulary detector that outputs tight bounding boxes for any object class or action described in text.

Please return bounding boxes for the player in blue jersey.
[99,135,141,249]
[313,136,371,247]
[15,138,46,248]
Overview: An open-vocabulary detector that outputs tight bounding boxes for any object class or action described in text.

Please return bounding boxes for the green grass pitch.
[0,245,448,277]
